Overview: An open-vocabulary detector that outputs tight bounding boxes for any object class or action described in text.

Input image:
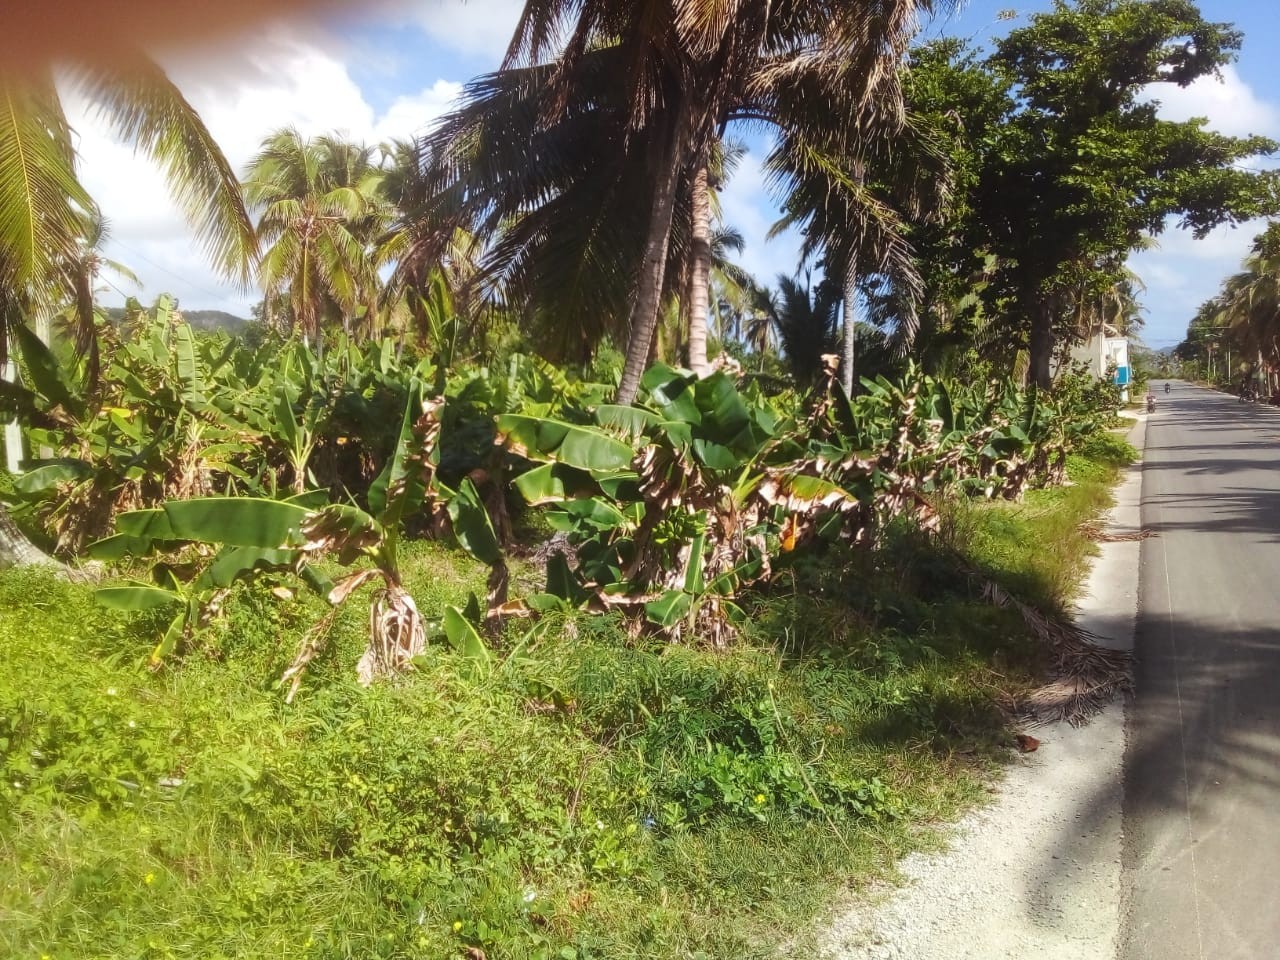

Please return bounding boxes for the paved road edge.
[815,412,1146,960]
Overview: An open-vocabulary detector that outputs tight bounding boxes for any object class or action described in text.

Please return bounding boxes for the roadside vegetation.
[1,417,1134,960]
[0,0,1264,956]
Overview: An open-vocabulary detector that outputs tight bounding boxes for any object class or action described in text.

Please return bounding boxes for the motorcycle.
[1164,383,1170,394]
[1146,395,1156,413]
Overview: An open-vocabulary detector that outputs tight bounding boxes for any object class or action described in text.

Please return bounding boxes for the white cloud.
[1145,64,1280,138]
[405,0,525,66]
[373,80,464,142]
[1128,219,1264,348]
[1126,68,1280,347]
[717,150,804,288]
[66,27,464,314]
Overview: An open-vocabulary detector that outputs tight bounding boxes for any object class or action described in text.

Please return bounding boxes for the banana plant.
[90,383,506,688]
[499,364,859,643]
[2,299,264,553]
[91,495,331,665]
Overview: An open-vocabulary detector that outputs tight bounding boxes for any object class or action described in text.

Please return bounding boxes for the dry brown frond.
[981,580,1132,726]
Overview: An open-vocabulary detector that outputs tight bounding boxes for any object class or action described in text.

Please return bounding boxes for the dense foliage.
[0,423,1135,958]
[1177,221,1280,395]
[2,306,1121,703]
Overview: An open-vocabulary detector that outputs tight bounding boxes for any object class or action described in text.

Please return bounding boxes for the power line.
[107,238,246,304]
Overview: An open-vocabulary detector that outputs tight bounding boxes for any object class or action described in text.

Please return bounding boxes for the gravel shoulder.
[816,415,1145,960]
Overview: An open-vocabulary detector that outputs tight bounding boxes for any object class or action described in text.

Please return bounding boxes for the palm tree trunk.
[686,160,712,377]
[0,505,49,568]
[616,104,691,406]
[841,258,858,396]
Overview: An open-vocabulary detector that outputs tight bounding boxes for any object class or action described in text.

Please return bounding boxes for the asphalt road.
[1122,381,1280,959]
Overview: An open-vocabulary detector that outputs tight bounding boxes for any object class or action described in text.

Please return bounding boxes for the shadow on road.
[1032,382,1280,959]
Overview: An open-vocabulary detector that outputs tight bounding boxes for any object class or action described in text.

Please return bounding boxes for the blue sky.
[73,0,1280,352]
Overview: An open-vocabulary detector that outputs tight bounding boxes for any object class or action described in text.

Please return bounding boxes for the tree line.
[2,0,1278,414]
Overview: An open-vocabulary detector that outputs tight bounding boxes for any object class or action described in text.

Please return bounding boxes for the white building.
[1066,333,1131,401]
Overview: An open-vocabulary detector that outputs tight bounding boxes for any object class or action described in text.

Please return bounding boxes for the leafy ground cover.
[0,430,1134,960]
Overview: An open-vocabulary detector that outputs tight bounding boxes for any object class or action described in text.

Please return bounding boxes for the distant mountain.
[104,307,250,333]
[181,310,250,333]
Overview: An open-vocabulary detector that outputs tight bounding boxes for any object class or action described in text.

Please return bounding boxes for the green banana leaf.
[11,458,93,494]
[162,497,310,547]
[441,605,492,675]
[95,582,184,611]
[496,414,634,472]
[11,322,84,419]
[446,477,502,566]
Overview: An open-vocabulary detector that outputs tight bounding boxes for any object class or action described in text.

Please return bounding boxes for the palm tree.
[1065,265,1146,342]
[1212,224,1280,391]
[768,110,951,395]
[0,56,256,569]
[743,284,781,365]
[376,139,490,351]
[243,129,389,341]
[415,0,953,403]
[53,212,141,389]
[770,271,840,385]
[1,58,254,343]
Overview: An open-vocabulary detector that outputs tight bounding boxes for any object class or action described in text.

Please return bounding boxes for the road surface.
[1123,381,1280,958]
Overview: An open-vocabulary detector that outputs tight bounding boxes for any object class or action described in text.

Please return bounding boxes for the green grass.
[0,436,1135,960]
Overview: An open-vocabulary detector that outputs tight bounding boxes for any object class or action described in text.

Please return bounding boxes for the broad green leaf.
[117,508,177,540]
[496,414,634,472]
[442,605,492,674]
[171,323,205,409]
[285,489,330,510]
[558,497,628,530]
[693,373,751,438]
[162,497,310,547]
[545,554,589,606]
[594,403,660,440]
[641,365,701,424]
[86,532,173,561]
[151,605,191,664]
[512,462,597,505]
[684,532,706,596]
[200,546,301,589]
[12,323,82,418]
[298,563,335,598]
[690,439,740,472]
[274,385,300,452]
[95,582,184,611]
[12,458,92,494]
[645,590,691,629]
[368,383,428,522]
[446,478,502,566]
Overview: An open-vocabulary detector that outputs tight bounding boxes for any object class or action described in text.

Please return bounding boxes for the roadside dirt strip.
[817,414,1145,960]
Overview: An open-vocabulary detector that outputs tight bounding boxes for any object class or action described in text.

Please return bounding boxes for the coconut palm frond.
[0,71,96,356]
[73,55,257,286]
